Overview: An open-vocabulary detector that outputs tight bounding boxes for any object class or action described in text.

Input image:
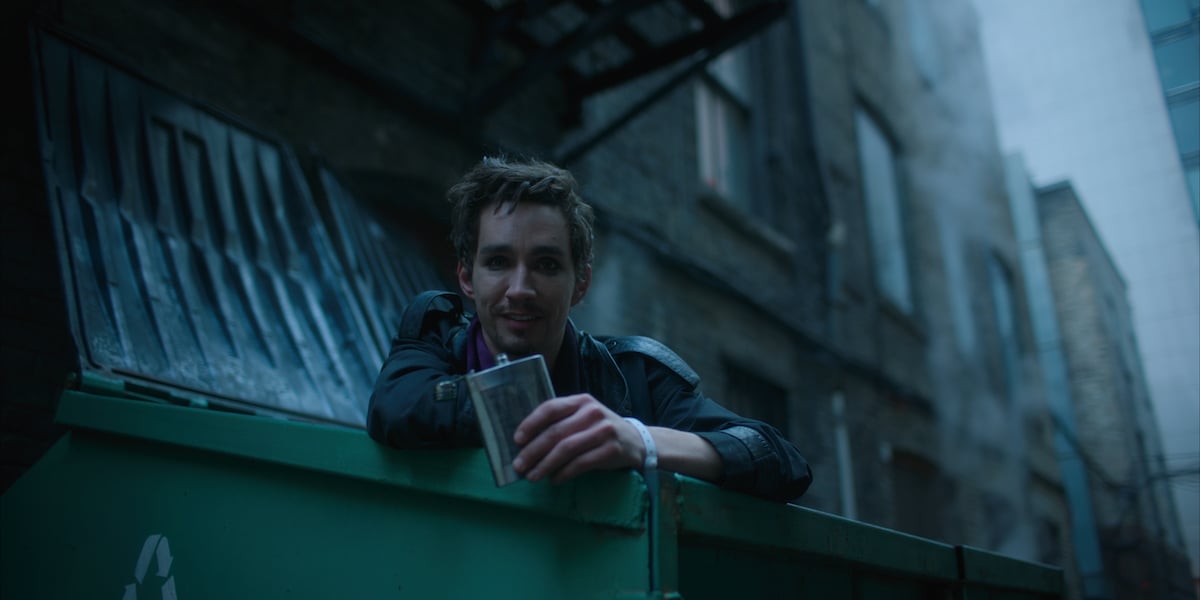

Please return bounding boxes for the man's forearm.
[648,426,724,483]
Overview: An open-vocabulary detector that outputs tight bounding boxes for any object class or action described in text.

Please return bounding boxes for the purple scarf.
[463,318,579,396]
[465,317,497,372]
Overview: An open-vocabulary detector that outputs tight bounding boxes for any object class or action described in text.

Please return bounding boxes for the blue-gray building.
[1141,0,1200,221]
[973,1,1200,589]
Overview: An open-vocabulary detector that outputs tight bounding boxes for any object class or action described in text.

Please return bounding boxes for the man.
[368,156,812,502]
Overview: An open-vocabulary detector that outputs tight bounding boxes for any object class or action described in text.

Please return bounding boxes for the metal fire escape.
[451,0,788,163]
[219,0,787,161]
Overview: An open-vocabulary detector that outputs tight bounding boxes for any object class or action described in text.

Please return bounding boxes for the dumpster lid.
[32,29,446,426]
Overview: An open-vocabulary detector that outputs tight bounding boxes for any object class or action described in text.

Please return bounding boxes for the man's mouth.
[506,315,537,321]
[498,310,541,324]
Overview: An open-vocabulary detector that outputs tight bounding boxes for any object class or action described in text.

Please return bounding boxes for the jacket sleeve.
[631,353,813,503]
[366,292,481,448]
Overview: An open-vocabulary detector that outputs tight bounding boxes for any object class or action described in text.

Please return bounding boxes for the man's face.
[458,201,591,368]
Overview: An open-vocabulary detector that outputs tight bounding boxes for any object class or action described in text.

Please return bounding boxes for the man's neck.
[467,319,570,373]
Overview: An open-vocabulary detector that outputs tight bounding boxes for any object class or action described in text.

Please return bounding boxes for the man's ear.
[457,261,475,299]
[571,265,592,306]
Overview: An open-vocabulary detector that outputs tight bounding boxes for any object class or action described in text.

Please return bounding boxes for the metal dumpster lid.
[31,29,447,427]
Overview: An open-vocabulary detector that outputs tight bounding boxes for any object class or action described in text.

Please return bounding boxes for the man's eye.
[484,256,508,269]
[536,258,562,273]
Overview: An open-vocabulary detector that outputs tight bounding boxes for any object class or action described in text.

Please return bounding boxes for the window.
[1168,97,1200,155]
[855,108,913,313]
[1036,518,1064,566]
[722,362,789,433]
[1153,33,1200,92]
[891,451,945,540]
[939,220,976,355]
[695,0,753,212]
[988,255,1021,402]
[1140,0,1194,33]
[1185,163,1199,223]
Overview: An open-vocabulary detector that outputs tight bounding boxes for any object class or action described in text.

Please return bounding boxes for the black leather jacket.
[368,291,812,502]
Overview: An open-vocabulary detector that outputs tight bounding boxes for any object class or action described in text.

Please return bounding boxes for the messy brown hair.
[447,156,594,283]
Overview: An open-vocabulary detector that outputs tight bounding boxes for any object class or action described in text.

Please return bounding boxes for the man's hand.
[511,394,726,485]
[512,394,644,483]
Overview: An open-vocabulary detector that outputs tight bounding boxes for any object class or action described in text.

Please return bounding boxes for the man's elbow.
[365,393,420,449]
[365,395,396,446]
[775,462,814,503]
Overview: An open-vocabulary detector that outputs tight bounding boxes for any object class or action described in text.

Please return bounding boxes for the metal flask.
[465,353,556,486]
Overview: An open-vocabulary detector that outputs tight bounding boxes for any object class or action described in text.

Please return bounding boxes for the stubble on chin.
[489,329,537,359]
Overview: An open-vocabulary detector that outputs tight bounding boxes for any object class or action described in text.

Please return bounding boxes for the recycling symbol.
[121,534,177,600]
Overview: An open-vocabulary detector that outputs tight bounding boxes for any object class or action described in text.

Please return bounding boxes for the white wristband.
[624,417,658,471]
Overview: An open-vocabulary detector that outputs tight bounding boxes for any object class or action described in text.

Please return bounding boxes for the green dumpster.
[3,391,655,599]
[957,545,1064,600]
[3,388,1063,599]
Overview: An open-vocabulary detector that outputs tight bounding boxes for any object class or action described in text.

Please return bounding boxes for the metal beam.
[463,0,646,116]
[555,1,788,165]
[575,0,787,96]
[554,49,714,166]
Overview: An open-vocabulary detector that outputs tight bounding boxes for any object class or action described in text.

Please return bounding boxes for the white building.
[971,0,1200,586]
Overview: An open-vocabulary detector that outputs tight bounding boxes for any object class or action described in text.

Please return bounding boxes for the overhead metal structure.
[452,0,789,162]
[211,0,788,162]
[456,0,786,111]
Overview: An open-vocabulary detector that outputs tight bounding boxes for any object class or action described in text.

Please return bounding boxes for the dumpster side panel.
[678,540,854,598]
[674,476,961,598]
[679,536,959,599]
[2,430,651,599]
[958,545,1064,600]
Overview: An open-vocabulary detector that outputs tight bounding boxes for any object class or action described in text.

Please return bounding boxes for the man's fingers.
[551,442,624,484]
[525,419,616,481]
[512,393,645,483]
[514,394,591,445]
[515,401,606,476]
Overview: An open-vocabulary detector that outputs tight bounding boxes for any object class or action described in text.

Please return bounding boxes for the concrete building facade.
[1139,0,1200,220]
[1033,177,1193,598]
[1007,155,1111,599]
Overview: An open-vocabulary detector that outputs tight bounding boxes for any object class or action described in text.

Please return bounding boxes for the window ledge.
[697,189,796,264]
[879,296,927,342]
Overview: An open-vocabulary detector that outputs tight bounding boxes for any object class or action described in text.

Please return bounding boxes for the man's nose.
[506,265,536,300]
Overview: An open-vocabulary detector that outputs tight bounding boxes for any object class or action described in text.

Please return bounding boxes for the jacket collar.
[452,315,630,414]
[572,320,631,415]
